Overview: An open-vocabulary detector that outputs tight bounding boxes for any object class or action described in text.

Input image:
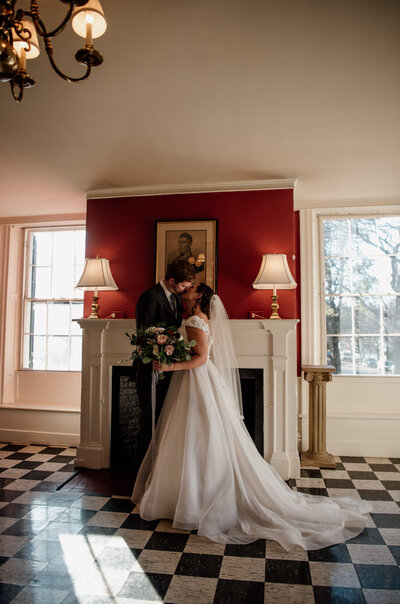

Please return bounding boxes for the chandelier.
[0,0,106,102]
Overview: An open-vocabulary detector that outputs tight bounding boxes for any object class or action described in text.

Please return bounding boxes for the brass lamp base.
[87,295,100,319]
[269,295,281,319]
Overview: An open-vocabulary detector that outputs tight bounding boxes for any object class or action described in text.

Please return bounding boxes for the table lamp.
[252,253,296,319]
[76,257,118,318]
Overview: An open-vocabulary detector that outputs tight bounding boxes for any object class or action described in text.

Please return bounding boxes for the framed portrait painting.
[155,220,217,290]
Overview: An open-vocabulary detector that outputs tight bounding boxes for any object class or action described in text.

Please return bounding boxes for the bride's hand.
[153,360,172,372]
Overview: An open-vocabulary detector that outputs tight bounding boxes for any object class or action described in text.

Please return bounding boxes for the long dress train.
[132,315,371,551]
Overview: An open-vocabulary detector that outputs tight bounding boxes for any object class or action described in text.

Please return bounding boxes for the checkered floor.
[0,444,399,603]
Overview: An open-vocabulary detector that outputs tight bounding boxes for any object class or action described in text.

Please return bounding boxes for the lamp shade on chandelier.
[0,0,106,102]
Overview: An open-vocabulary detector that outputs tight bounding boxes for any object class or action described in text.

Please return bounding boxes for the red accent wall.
[85,189,300,322]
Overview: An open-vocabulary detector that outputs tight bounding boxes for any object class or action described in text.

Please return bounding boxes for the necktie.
[170,294,177,316]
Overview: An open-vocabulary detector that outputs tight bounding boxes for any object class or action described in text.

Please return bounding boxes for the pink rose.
[157,334,168,345]
[165,345,174,356]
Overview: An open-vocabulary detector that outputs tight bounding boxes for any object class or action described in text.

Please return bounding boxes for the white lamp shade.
[72,0,107,39]
[252,254,296,290]
[12,20,40,59]
[76,257,118,291]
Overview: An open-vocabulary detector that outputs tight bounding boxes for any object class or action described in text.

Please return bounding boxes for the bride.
[132,283,371,550]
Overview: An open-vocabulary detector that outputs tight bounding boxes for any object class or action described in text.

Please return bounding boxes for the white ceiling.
[0,0,399,219]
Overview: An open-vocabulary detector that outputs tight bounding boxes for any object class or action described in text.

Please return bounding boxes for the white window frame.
[21,226,86,372]
[300,205,400,375]
[318,214,400,375]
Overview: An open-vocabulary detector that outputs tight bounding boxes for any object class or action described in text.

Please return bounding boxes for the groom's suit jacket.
[133,283,184,473]
[135,283,183,330]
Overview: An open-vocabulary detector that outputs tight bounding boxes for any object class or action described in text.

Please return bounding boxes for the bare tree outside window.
[322,217,400,375]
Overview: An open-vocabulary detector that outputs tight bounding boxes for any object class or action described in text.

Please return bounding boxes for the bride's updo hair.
[193,282,214,318]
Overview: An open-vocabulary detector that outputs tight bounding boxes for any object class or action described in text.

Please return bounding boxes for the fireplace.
[110,366,264,468]
[75,318,300,479]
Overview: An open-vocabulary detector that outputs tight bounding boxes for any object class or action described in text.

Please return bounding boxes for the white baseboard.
[0,428,79,447]
[301,414,400,458]
[0,406,80,448]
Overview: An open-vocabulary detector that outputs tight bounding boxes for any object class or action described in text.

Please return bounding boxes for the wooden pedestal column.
[301,365,336,469]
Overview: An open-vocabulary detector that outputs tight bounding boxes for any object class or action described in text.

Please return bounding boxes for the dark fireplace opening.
[111,366,264,468]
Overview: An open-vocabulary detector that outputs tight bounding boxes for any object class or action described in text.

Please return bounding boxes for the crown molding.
[0,213,86,226]
[86,179,297,200]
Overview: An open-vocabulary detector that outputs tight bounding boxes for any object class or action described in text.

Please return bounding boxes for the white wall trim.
[294,197,400,211]
[86,179,297,199]
[0,428,79,447]
[0,214,86,226]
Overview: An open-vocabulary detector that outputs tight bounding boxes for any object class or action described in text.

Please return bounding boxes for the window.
[22,228,86,371]
[321,216,400,375]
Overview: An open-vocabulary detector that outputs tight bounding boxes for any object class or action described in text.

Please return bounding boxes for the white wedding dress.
[132,315,371,551]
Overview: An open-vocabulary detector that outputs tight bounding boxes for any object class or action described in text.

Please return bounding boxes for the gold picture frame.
[155,220,217,290]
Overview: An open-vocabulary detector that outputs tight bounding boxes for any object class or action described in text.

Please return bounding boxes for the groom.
[134,259,195,470]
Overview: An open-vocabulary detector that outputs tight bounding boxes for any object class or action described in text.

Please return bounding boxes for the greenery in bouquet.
[126,324,196,379]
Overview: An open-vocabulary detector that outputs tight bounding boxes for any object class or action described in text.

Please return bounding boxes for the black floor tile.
[49,455,76,463]
[381,480,400,490]
[308,543,352,563]
[347,528,386,545]
[369,463,399,472]
[341,457,366,463]
[371,513,400,528]
[0,556,8,566]
[39,447,68,455]
[323,479,356,489]
[297,487,329,496]
[22,470,54,481]
[355,564,400,589]
[225,539,266,558]
[0,583,23,604]
[175,552,223,578]
[265,559,312,584]
[5,452,32,460]
[0,477,14,488]
[100,497,135,513]
[119,513,159,531]
[0,444,26,451]
[313,586,366,603]
[301,469,323,478]
[389,545,400,566]
[13,461,43,470]
[357,489,394,501]
[214,578,264,604]
[0,502,37,517]
[117,571,172,600]
[347,471,378,480]
[144,531,189,552]
[2,518,48,536]
[0,489,24,502]
[389,458,400,464]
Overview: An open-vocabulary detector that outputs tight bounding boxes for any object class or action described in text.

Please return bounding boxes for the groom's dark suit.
[134,283,184,471]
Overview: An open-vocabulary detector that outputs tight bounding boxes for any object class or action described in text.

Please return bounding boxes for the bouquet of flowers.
[126,324,196,379]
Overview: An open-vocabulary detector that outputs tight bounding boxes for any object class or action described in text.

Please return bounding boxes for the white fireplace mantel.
[75,318,300,480]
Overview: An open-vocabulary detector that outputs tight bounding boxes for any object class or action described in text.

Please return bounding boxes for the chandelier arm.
[42,37,92,82]
[28,1,74,39]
